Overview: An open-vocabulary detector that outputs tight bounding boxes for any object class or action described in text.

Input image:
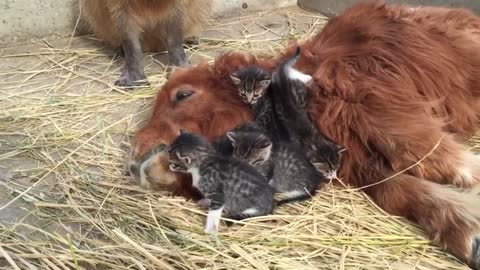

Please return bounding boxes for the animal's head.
[128,52,276,196]
[229,65,271,105]
[305,139,346,179]
[168,129,213,172]
[226,129,272,166]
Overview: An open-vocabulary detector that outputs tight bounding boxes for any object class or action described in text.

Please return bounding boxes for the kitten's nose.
[246,93,254,103]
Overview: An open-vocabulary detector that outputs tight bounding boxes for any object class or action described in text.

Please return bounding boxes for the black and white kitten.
[168,129,275,234]
[225,124,326,205]
[272,47,346,179]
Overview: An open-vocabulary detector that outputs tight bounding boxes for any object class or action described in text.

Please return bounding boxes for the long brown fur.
[79,0,212,52]
[129,1,480,267]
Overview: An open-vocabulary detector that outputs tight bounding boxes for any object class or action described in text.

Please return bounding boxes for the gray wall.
[0,0,297,43]
[298,0,480,17]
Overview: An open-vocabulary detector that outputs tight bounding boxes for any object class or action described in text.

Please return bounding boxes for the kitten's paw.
[204,225,218,235]
[196,198,211,209]
[471,236,480,269]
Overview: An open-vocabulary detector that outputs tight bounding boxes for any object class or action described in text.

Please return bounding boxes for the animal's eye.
[175,89,194,102]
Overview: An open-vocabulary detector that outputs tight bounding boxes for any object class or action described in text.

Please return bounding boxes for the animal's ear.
[337,145,347,154]
[257,139,272,160]
[258,79,271,88]
[182,156,192,165]
[229,73,241,85]
[225,132,237,145]
[176,151,191,165]
[180,129,188,135]
[313,162,330,173]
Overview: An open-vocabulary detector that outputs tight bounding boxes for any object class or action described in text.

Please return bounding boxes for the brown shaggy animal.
[80,0,212,87]
[129,1,480,268]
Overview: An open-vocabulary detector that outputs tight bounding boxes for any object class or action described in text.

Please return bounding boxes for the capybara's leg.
[367,174,480,269]
[113,17,148,87]
[166,14,189,67]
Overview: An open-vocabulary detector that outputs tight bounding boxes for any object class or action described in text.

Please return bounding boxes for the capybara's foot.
[114,69,148,87]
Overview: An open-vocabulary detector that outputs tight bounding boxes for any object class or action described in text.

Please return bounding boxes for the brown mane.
[130,1,480,267]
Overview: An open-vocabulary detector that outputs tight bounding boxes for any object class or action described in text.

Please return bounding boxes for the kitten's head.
[306,141,346,180]
[229,66,271,105]
[225,131,272,166]
[167,129,213,172]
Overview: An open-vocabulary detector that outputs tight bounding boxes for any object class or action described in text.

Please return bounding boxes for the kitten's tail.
[276,46,301,85]
[283,46,301,70]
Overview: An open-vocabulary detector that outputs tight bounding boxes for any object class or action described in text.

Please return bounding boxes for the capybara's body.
[80,0,212,51]
[80,0,213,86]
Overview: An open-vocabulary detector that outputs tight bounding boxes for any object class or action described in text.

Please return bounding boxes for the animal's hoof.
[471,237,480,269]
[114,71,149,87]
[184,36,200,46]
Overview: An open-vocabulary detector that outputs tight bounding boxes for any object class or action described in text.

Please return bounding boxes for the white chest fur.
[188,167,201,187]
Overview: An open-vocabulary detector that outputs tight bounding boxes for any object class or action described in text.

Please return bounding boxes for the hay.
[0,6,476,270]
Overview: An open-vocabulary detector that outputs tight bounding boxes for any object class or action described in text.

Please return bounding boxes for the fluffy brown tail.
[367,173,480,269]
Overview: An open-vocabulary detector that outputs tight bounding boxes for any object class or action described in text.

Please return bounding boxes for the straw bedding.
[0,6,478,270]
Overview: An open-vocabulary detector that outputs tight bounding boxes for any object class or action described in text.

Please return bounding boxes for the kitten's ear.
[183,156,192,165]
[179,129,188,135]
[337,145,347,154]
[259,79,271,88]
[229,73,241,85]
[225,132,236,145]
[257,140,272,160]
[177,152,192,165]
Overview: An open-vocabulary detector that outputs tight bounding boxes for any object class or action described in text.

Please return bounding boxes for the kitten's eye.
[175,89,194,102]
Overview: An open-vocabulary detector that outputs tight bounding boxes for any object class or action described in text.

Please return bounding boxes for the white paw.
[204,224,218,234]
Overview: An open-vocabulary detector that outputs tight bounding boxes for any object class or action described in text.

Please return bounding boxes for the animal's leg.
[367,174,480,269]
[204,205,224,234]
[203,191,225,234]
[115,27,148,87]
[196,198,211,209]
[166,14,189,67]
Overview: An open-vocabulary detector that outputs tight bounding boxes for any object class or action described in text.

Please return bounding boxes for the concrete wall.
[298,0,480,17]
[0,0,297,43]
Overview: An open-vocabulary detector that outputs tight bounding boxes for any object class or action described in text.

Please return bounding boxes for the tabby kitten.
[168,129,275,234]
[229,65,271,105]
[226,127,326,205]
[271,47,346,179]
[230,66,289,143]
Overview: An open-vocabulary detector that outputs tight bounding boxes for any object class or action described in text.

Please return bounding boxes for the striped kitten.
[168,129,275,234]
[225,123,326,205]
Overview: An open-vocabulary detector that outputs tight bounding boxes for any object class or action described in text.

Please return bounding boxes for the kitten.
[230,66,289,143]
[168,129,275,234]
[272,47,346,179]
[225,127,326,206]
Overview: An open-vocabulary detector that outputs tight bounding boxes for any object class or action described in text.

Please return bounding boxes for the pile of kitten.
[168,47,346,234]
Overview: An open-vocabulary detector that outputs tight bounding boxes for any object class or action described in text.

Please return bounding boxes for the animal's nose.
[126,143,168,189]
